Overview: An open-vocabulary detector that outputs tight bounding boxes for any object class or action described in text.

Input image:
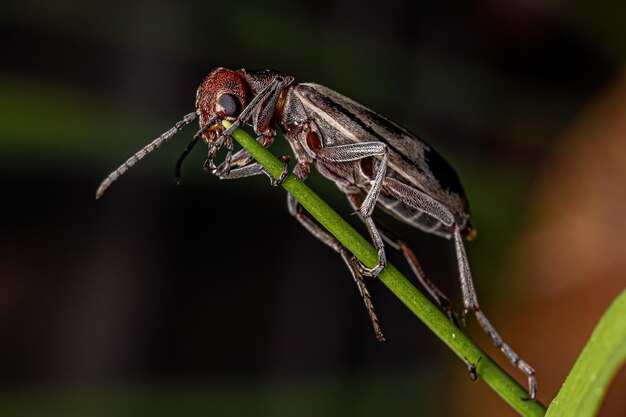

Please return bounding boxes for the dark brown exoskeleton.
[96,67,536,399]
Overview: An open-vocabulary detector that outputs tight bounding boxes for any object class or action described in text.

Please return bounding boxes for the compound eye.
[218,94,241,116]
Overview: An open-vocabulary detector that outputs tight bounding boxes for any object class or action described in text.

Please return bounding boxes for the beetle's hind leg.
[345,193,460,327]
[452,225,537,399]
[383,176,537,399]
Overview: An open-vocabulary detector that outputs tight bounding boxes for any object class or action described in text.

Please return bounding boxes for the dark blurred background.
[1,1,625,416]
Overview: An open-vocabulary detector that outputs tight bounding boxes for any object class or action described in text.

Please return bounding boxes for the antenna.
[95,111,198,199]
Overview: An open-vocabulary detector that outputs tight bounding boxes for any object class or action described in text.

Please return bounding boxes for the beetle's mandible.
[96,67,537,399]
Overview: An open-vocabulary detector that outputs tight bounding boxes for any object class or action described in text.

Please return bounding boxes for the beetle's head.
[195,67,249,143]
[95,68,250,200]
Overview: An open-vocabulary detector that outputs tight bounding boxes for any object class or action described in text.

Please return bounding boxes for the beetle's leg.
[344,192,460,326]
[214,133,275,177]
[396,239,460,326]
[218,134,275,173]
[340,250,385,343]
[215,77,282,171]
[316,143,388,218]
[215,163,263,180]
[464,355,482,382]
[215,74,281,174]
[452,225,536,399]
[262,155,290,186]
[210,133,287,186]
[218,77,287,143]
[316,143,389,276]
[286,167,385,342]
[212,77,283,177]
[207,135,235,175]
[383,176,537,399]
[212,131,281,185]
[216,156,290,186]
[204,140,220,172]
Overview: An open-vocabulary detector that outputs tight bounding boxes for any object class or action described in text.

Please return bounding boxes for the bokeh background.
[1,1,625,416]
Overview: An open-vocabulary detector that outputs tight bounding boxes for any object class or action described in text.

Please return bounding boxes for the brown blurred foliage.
[454,70,626,416]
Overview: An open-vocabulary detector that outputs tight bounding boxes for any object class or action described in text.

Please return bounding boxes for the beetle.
[96,67,536,399]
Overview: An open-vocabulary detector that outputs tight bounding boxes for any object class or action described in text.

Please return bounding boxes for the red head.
[195,68,249,142]
[95,68,251,199]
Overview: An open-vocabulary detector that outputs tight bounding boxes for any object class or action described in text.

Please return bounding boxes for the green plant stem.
[223,121,547,416]
[546,289,626,417]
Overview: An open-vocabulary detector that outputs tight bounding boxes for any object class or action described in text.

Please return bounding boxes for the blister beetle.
[96,67,537,399]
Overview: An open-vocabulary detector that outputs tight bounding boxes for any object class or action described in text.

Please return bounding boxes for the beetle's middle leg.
[287,161,386,342]
[316,143,389,277]
[344,192,459,326]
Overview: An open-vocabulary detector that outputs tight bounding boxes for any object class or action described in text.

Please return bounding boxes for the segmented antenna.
[95,111,198,199]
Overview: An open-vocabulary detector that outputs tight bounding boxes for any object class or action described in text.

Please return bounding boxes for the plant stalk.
[223,121,547,416]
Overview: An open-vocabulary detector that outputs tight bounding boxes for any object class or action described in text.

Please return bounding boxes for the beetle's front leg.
[218,136,235,176]
[215,154,290,186]
[221,134,275,172]
[211,132,288,186]
[211,75,285,178]
[214,133,275,177]
[203,138,223,172]
[217,76,287,144]
[316,142,389,276]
